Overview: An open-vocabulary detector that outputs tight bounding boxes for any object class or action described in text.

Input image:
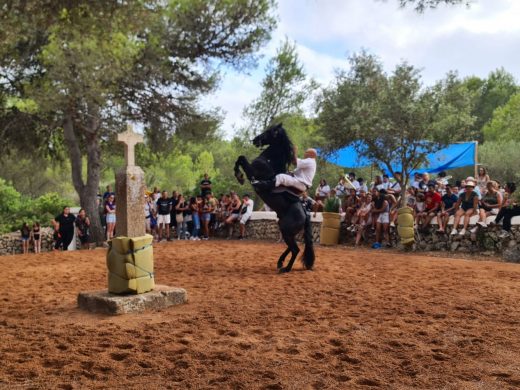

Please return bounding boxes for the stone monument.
[77,124,187,315]
[115,124,146,238]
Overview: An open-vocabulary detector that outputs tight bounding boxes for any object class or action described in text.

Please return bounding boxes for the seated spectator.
[348,172,360,191]
[315,179,330,201]
[411,173,422,190]
[372,175,383,190]
[477,167,490,195]
[371,188,390,249]
[436,184,458,233]
[387,172,402,198]
[343,188,358,228]
[418,173,430,192]
[493,182,520,238]
[335,176,348,197]
[239,194,254,240]
[459,176,482,200]
[414,192,425,226]
[357,177,368,194]
[416,183,441,231]
[451,180,479,236]
[225,193,242,239]
[472,181,502,232]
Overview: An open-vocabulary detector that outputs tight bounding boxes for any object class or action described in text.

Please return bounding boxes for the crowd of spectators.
[308,168,520,249]
[142,173,254,242]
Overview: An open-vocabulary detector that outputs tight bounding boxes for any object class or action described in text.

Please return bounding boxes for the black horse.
[234,123,315,273]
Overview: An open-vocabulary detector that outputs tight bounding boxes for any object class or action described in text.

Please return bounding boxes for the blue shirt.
[441,193,458,209]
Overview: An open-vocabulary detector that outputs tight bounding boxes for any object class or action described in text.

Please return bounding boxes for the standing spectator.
[343,188,358,229]
[355,193,373,246]
[315,179,330,200]
[144,194,155,235]
[201,195,212,240]
[31,222,41,254]
[451,180,479,236]
[411,173,422,189]
[54,206,76,250]
[387,172,402,198]
[380,174,391,190]
[175,195,188,240]
[97,195,106,238]
[301,191,316,215]
[473,181,502,232]
[372,189,390,249]
[494,182,520,238]
[156,191,172,241]
[75,208,91,250]
[436,184,458,233]
[21,222,30,254]
[189,196,201,240]
[206,193,218,236]
[105,194,116,240]
[103,185,115,200]
[238,194,254,240]
[200,173,212,197]
[170,191,179,238]
[477,167,490,195]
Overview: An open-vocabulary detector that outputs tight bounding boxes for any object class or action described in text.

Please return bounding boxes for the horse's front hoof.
[278,267,290,274]
[277,261,283,269]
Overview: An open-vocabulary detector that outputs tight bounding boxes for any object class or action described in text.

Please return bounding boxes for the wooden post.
[474,140,478,178]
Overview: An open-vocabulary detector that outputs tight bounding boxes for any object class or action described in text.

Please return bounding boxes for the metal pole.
[474,140,478,178]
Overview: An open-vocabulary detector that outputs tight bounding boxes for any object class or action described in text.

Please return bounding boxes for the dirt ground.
[1,241,520,390]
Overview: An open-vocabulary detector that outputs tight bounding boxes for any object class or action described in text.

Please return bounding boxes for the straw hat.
[465,180,476,188]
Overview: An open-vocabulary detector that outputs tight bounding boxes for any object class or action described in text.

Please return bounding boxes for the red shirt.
[425,191,441,211]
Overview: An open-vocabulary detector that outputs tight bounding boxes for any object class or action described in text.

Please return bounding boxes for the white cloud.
[208,0,520,137]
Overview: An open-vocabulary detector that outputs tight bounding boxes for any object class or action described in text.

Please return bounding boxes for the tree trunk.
[63,112,105,245]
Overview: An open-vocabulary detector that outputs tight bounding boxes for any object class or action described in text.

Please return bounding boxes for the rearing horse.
[234,123,315,273]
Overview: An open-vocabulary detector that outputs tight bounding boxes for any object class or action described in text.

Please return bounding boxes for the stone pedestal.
[77,285,187,315]
[115,165,145,238]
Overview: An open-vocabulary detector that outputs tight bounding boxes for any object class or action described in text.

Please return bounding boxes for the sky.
[204,0,520,138]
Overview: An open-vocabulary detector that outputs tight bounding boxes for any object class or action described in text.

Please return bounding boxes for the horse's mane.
[272,124,295,170]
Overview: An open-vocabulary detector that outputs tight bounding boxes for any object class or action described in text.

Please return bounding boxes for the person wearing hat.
[238,194,254,240]
[451,180,479,236]
[458,176,482,200]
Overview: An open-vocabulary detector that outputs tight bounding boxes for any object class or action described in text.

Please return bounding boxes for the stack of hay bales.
[107,235,154,294]
[397,207,415,246]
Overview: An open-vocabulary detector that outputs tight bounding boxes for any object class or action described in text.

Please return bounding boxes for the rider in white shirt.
[252,147,317,193]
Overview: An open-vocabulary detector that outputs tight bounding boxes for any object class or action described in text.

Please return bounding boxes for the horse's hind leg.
[279,234,299,274]
[277,248,291,270]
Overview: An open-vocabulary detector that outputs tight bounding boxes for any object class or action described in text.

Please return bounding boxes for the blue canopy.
[322,142,476,174]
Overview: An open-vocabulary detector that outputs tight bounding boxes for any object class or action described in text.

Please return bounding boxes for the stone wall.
[2,212,520,262]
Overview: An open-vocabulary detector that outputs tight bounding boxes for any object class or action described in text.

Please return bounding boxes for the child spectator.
[372,189,390,249]
[31,222,41,254]
[21,222,30,254]
[105,194,116,240]
[414,192,425,226]
[436,184,458,233]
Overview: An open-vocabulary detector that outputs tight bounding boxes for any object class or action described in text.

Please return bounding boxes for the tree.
[483,92,520,142]
[242,39,317,137]
[398,0,470,12]
[317,52,475,204]
[479,140,520,183]
[0,0,276,243]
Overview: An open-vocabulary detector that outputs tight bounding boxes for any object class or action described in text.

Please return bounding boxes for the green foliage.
[317,51,475,188]
[479,140,520,183]
[324,197,341,213]
[0,178,70,234]
[483,92,520,142]
[242,39,317,138]
[398,0,470,12]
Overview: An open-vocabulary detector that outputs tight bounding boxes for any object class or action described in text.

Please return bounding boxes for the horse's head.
[252,123,284,148]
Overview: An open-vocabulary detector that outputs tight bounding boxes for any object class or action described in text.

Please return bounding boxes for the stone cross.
[117,124,143,167]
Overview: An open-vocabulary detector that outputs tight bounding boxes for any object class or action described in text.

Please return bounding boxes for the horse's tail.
[301,214,315,270]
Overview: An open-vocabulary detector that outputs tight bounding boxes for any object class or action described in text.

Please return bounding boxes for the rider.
[252,147,317,193]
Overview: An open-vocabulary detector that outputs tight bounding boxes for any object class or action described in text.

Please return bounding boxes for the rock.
[503,248,520,263]
[450,241,460,251]
[508,240,517,248]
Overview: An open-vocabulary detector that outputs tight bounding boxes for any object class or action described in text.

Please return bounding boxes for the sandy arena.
[1,241,520,389]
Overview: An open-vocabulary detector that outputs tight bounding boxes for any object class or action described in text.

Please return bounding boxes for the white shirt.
[294,158,316,188]
[243,199,254,214]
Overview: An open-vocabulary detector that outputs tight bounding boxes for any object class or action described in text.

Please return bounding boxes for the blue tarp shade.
[323,142,476,174]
